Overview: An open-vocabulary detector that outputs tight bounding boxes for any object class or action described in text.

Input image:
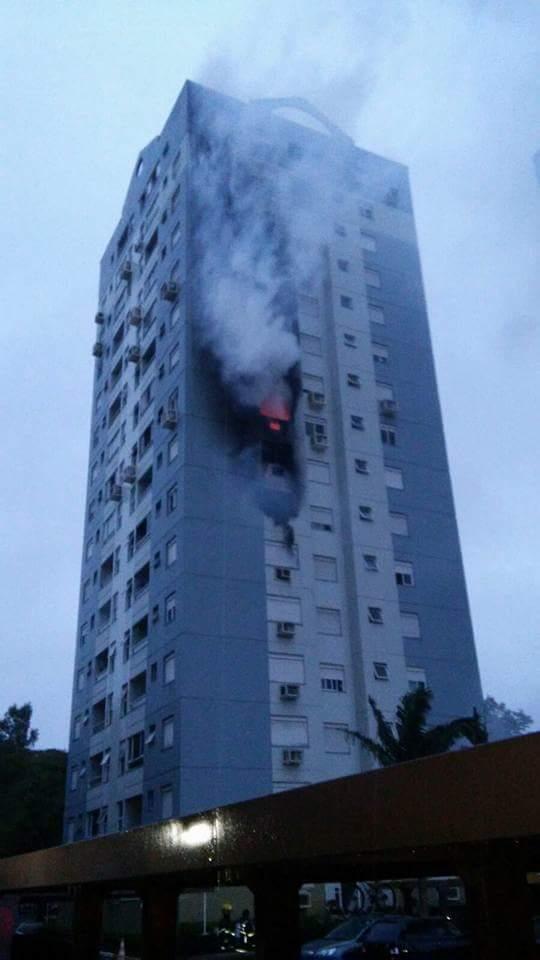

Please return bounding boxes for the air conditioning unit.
[161,281,179,302]
[108,484,123,502]
[127,345,141,364]
[282,749,303,767]
[94,311,105,325]
[162,404,178,429]
[277,622,295,639]
[310,433,328,451]
[280,683,300,701]
[120,260,133,280]
[308,391,325,410]
[127,307,142,327]
[92,342,104,358]
[121,465,136,484]
[379,399,398,417]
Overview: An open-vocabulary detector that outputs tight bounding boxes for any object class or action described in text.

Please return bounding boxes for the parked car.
[350,915,472,958]
[301,915,376,959]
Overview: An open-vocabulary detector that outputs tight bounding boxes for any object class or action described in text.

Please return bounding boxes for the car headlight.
[319,948,337,957]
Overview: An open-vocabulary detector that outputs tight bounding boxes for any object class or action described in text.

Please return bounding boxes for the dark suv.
[350,916,471,958]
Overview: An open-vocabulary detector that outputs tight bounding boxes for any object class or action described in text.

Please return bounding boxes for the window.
[369,304,385,325]
[165,592,176,623]
[267,595,302,624]
[359,203,374,219]
[373,661,389,680]
[170,304,180,327]
[368,607,384,626]
[373,343,388,364]
[275,566,291,583]
[79,621,88,646]
[334,224,347,237]
[167,484,178,513]
[351,415,364,430]
[145,228,158,262]
[300,333,322,356]
[337,259,349,272]
[314,555,338,581]
[407,667,427,692]
[323,723,350,754]
[162,716,174,749]
[127,731,145,768]
[310,506,333,532]
[340,295,353,310]
[270,716,308,746]
[344,332,357,348]
[316,607,342,635]
[129,671,147,708]
[381,425,396,446]
[134,561,150,597]
[86,539,94,561]
[395,561,415,586]
[70,767,78,791]
[307,460,331,484]
[77,669,85,691]
[385,466,404,490]
[359,505,373,522]
[355,458,369,474]
[376,381,394,401]
[305,420,327,447]
[269,655,305,684]
[73,715,81,740]
[169,344,180,369]
[164,652,175,684]
[401,611,421,638]
[365,268,381,289]
[363,554,378,571]
[347,373,360,388]
[166,537,177,566]
[320,663,345,693]
[302,372,324,396]
[161,786,173,819]
[298,294,320,318]
[171,222,181,247]
[168,436,179,463]
[360,233,377,251]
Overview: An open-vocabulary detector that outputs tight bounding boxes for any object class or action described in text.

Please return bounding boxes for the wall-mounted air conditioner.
[282,749,303,766]
[280,684,300,701]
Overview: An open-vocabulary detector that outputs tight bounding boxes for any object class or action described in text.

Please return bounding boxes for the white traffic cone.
[117,938,126,959]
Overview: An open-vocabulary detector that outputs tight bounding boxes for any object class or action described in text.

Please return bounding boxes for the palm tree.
[351,687,487,766]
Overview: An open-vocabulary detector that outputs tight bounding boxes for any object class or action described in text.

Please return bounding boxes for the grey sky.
[1,0,538,749]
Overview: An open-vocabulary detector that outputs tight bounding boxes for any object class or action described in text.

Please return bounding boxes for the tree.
[0,703,66,857]
[351,687,487,767]
[484,695,533,742]
[0,702,38,749]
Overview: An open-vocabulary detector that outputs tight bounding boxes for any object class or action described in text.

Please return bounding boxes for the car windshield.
[325,916,371,941]
[364,920,402,943]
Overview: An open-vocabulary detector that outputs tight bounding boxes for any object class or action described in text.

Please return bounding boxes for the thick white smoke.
[191,99,333,410]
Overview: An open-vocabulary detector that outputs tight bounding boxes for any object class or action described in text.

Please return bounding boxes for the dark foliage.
[351,687,487,766]
[0,704,66,857]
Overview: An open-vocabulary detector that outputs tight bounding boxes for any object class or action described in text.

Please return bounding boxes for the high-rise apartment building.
[64,82,482,841]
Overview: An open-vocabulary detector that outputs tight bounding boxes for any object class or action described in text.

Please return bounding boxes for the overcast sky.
[1,0,538,749]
